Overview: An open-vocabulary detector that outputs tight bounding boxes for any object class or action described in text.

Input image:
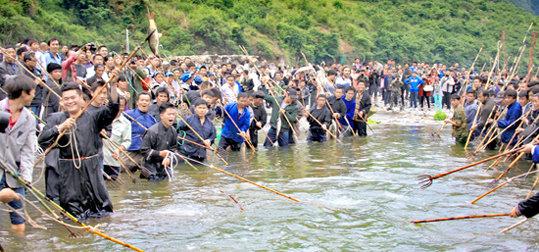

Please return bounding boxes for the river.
[1,111,538,251]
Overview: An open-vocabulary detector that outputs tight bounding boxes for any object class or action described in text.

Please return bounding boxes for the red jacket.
[61,53,78,82]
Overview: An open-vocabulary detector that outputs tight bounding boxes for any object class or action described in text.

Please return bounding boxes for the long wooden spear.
[220,103,257,151]
[474,24,533,151]
[418,146,524,188]
[500,218,528,233]
[36,31,155,166]
[0,48,62,99]
[121,111,224,161]
[470,168,539,204]
[464,46,490,149]
[175,152,301,203]
[475,107,507,152]
[411,212,511,224]
[175,114,230,165]
[526,171,539,198]
[238,45,300,141]
[0,159,143,251]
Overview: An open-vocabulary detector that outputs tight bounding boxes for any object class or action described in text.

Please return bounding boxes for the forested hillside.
[1,0,538,66]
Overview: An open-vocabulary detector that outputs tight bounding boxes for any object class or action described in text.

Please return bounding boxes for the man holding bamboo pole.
[123,92,157,172]
[177,99,217,162]
[470,90,497,145]
[510,143,539,219]
[263,86,300,147]
[495,89,522,146]
[305,94,333,142]
[219,92,251,152]
[445,94,468,145]
[38,82,119,219]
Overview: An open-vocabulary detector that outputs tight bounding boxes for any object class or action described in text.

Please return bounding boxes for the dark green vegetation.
[1,0,538,67]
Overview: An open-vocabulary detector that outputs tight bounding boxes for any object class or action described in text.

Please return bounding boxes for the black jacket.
[518,191,539,218]
[308,105,332,130]
[0,60,20,100]
[328,95,347,118]
[250,104,267,130]
[353,91,371,121]
[141,122,179,180]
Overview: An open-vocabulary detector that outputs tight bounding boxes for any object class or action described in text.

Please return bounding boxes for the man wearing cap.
[21,52,45,117]
[249,91,267,148]
[0,75,37,235]
[445,94,468,144]
[42,63,62,118]
[495,89,522,145]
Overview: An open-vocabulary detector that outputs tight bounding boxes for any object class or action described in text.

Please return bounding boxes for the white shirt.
[221,83,239,104]
[103,115,132,168]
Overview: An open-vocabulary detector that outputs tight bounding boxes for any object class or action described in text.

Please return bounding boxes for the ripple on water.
[2,112,538,251]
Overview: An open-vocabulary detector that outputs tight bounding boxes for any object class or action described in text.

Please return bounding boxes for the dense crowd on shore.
[0,38,537,238]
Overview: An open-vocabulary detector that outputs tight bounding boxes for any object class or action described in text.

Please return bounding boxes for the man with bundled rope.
[38,82,119,219]
[0,74,37,235]
[140,102,180,181]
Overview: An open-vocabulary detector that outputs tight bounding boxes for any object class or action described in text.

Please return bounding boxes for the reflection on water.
[2,112,538,251]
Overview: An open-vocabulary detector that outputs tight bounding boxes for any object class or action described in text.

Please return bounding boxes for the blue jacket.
[339,97,356,130]
[533,145,539,163]
[177,114,216,159]
[221,103,251,143]
[498,101,522,144]
[404,76,424,92]
[125,109,158,151]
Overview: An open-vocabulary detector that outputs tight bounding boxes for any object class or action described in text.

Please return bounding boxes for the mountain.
[511,0,539,15]
[1,0,538,68]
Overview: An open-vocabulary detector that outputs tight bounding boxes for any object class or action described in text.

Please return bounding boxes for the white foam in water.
[157,205,206,217]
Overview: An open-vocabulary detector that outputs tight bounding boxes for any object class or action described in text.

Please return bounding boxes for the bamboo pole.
[36,31,155,167]
[470,168,539,204]
[411,212,511,224]
[464,46,492,149]
[176,153,301,203]
[500,218,528,233]
[0,160,143,251]
[221,104,257,151]
[175,114,230,165]
[418,147,524,188]
[238,45,300,141]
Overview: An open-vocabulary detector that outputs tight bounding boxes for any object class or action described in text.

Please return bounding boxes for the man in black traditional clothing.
[248,91,267,148]
[141,102,180,180]
[306,94,332,142]
[352,80,371,137]
[38,82,119,219]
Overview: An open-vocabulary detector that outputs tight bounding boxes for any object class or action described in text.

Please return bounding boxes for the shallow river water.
[1,111,538,251]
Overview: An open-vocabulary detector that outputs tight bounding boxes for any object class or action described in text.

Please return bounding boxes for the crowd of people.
[0,38,537,236]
